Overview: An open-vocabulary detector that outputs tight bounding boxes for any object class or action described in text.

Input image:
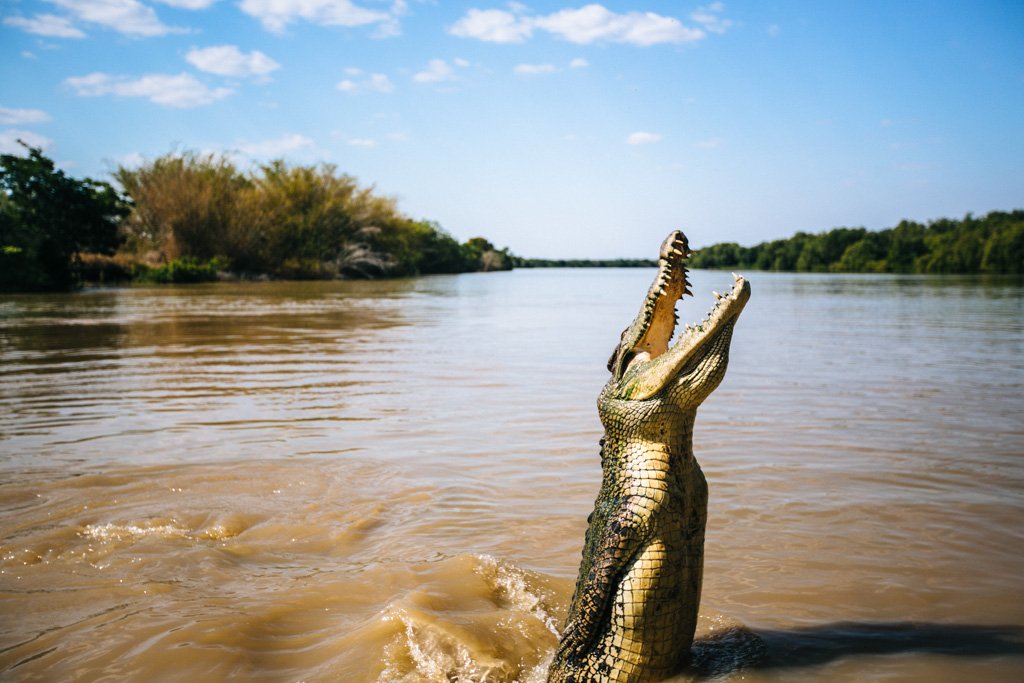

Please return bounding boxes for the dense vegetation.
[1,145,129,289]
[4,143,1020,291]
[513,257,657,268]
[1,146,511,290]
[689,211,1024,274]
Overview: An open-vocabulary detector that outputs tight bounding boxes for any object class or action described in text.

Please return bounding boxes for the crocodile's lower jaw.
[624,271,748,377]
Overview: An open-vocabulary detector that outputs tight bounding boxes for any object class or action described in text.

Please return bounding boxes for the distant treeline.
[513,257,657,268]
[689,210,1024,274]
[1,145,512,290]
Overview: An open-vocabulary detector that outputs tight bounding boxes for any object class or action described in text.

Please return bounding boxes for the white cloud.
[453,57,470,67]
[186,45,281,80]
[451,4,707,46]
[413,59,456,83]
[237,133,314,157]
[569,57,589,68]
[65,72,233,108]
[367,73,394,92]
[627,131,662,145]
[346,138,376,147]
[114,151,146,168]
[49,0,177,36]
[690,2,732,35]
[4,13,86,37]
[337,72,394,93]
[238,0,393,34]
[767,23,780,38]
[154,0,217,8]
[0,129,53,153]
[514,63,556,75]
[0,106,52,125]
[535,5,702,46]
[449,8,532,43]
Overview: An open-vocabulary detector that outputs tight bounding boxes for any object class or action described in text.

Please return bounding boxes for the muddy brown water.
[1,270,1022,682]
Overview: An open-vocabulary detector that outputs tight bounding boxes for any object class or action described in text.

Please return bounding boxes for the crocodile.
[548,230,750,683]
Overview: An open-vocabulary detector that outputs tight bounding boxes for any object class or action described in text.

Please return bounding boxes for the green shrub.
[137,257,226,283]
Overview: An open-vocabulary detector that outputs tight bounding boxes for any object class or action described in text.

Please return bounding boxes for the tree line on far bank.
[689,211,1024,275]
[1,144,512,290]
[3,143,1021,291]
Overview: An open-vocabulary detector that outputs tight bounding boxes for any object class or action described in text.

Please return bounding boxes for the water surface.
[1,270,1022,681]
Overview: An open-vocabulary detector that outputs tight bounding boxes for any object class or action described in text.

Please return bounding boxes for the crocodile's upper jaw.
[608,230,750,403]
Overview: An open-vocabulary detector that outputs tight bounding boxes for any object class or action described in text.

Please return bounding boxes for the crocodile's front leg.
[555,502,646,661]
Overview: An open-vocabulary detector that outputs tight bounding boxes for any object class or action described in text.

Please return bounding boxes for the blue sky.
[2,1,1022,258]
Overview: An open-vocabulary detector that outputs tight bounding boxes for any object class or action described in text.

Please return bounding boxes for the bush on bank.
[114,153,511,281]
[1,146,512,291]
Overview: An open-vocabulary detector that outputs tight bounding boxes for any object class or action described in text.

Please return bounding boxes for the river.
[1,269,1022,681]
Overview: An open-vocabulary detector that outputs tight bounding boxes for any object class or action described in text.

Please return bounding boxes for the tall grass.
[114,153,505,279]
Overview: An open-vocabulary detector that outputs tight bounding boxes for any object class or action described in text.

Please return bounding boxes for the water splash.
[475,554,560,637]
[375,555,558,683]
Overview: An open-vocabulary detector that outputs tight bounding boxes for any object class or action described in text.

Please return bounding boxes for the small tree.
[1,143,128,289]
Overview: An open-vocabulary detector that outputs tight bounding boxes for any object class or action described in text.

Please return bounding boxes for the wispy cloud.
[238,0,395,35]
[690,2,732,35]
[114,151,147,168]
[0,106,52,125]
[237,133,314,157]
[0,129,53,153]
[49,0,178,37]
[413,59,457,83]
[627,131,662,145]
[337,72,394,93]
[186,45,281,80]
[694,136,724,149]
[450,3,710,46]
[345,137,377,147]
[514,63,556,75]
[569,57,589,69]
[65,72,233,108]
[153,0,218,9]
[4,14,86,38]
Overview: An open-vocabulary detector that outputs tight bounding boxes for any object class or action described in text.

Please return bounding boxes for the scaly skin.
[548,231,750,683]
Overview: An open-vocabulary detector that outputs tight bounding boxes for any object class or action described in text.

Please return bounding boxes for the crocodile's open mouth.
[610,230,750,398]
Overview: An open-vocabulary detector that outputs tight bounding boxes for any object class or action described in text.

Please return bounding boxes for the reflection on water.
[1,271,1022,681]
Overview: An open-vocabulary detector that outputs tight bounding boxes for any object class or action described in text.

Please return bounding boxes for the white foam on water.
[378,606,510,683]
[82,520,189,542]
[80,518,244,545]
[375,555,559,683]
[475,554,560,637]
